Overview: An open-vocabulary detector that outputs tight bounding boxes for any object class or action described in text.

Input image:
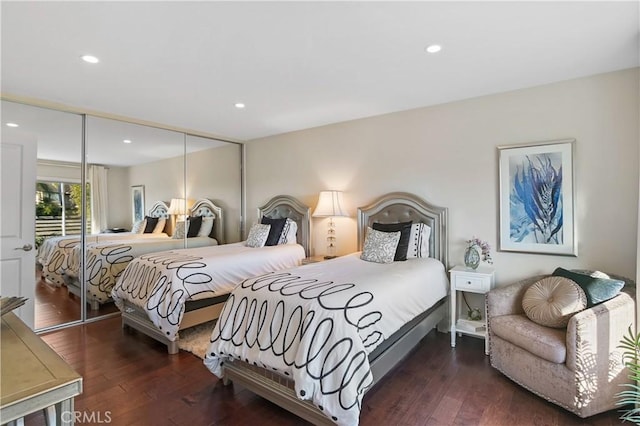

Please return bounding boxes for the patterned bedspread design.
[38,236,80,286]
[112,243,306,340]
[67,237,216,304]
[37,233,166,287]
[203,254,448,426]
[204,271,379,425]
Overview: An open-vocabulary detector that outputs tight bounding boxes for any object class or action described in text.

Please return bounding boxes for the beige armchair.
[487,274,635,418]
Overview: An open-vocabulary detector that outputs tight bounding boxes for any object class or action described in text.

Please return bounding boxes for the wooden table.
[1,312,82,425]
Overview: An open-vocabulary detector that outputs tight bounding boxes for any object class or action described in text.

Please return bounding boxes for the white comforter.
[66,236,218,304]
[111,243,306,340]
[204,253,448,426]
[38,232,168,286]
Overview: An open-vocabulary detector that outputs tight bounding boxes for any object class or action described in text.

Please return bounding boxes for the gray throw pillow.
[360,227,401,264]
[246,223,271,248]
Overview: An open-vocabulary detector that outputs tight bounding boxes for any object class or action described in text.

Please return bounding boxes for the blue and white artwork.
[509,152,563,244]
[498,139,576,256]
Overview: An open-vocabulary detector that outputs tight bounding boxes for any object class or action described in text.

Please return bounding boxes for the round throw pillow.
[522,276,587,328]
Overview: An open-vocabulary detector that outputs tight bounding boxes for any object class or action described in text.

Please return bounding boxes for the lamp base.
[323,255,337,260]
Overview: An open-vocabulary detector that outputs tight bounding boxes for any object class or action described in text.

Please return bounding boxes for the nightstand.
[449,265,495,354]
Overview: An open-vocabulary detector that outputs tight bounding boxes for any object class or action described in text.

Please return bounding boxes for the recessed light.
[123,139,132,144]
[234,103,245,109]
[6,123,19,128]
[425,44,442,54]
[81,55,99,64]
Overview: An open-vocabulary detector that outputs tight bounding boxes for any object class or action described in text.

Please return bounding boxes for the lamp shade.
[168,198,187,215]
[312,191,348,217]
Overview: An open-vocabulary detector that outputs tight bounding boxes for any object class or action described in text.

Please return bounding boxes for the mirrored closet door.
[2,99,244,331]
[2,100,84,330]
[83,116,186,320]
[185,134,243,246]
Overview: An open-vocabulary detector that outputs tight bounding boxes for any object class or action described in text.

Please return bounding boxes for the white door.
[1,131,37,328]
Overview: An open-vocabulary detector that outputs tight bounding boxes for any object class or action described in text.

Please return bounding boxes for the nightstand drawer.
[453,274,491,292]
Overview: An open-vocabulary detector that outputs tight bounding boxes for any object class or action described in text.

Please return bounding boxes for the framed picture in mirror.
[131,185,145,223]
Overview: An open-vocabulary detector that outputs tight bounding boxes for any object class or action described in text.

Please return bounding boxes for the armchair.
[487,274,635,418]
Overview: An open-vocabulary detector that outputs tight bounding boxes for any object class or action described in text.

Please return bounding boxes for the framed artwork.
[498,139,576,256]
[131,185,145,223]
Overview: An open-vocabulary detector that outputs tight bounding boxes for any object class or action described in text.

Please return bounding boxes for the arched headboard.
[357,192,448,269]
[190,198,224,244]
[258,195,311,257]
[147,201,170,219]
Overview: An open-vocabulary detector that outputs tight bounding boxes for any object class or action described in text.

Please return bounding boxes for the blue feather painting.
[509,152,563,244]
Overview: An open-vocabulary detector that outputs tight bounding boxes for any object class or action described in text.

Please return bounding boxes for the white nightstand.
[449,265,495,354]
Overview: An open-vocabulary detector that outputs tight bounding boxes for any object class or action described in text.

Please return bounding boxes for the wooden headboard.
[357,192,448,268]
[258,195,311,257]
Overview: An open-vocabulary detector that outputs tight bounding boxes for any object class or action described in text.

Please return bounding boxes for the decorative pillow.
[246,223,271,248]
[172,221,187,239]
[153,218,166,233]
[198,217,215,238]
[277,218,298,245]
[261,216,287,246]
[143,216,159,233]
[552,267,625,307]
[131,220,145,234]
[360,227,401,264]
[372,221,412,261]
[187,216,203,238]
[407,223,431,258]
[522,276,587,328]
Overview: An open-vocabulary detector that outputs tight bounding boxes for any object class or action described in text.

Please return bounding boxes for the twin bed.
[38,199,221,310]
[113,195,312,354]
[37,200,173,287]
[200,192,450,425]
[57,191,449,425]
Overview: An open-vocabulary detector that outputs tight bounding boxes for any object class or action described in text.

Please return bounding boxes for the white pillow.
[277,218,298,245]
[173,221,187,239]
[153,218,166,233]
[407,223,431,258]
[131,219,145,234]
[198,217,215,238]
[360,227,401,264]
[246,224,271,248]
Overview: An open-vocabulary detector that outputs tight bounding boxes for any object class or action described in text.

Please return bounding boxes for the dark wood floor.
[26,316,625,426]
[35,271,119,329]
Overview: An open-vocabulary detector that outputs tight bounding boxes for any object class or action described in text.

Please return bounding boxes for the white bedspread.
[204,253,448,426]
[111,242,306,340]
[37,232,168,286]
[66,236,217,304]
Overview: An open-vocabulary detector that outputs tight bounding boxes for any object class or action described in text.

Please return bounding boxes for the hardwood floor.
[25,316,625,426]
[35,270,119,329]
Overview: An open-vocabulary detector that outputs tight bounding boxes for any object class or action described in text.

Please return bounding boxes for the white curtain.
[89,164,109,234]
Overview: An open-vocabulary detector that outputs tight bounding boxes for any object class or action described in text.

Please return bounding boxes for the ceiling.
[2,1,639,142]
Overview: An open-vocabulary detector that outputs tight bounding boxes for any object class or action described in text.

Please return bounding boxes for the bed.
[64,198,223,310]
[37,200,172,287]
[112,195,312,354]
[204,192,449,426]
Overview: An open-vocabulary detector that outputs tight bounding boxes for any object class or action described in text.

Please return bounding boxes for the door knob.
[14,244,33,252]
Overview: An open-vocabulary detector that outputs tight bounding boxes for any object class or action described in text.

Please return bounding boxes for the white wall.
[107,143,243,242]
[246,68,639,285]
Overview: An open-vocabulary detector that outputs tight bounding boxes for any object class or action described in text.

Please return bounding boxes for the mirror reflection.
[185,134,242,246]
[2,100,84,329]
[3,99,244,330]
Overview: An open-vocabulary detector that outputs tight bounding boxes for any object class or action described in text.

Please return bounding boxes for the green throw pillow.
[552,267,624,307]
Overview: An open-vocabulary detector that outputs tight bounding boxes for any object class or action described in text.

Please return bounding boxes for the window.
[35,180,91,242]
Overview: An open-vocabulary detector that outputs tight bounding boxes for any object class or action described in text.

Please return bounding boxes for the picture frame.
[498,138,576,256]
[131,185,145,223]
